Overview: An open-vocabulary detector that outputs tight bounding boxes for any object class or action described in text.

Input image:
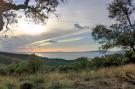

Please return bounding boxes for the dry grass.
[0,64,135,89]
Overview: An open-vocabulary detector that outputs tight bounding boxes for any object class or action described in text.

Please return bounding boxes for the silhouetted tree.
[0,0,64,31]
[92,0,135,52]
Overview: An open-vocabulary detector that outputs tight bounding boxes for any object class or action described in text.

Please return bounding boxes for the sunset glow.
[24,47,91,52]
[0,0,112,52]
[17,20,46,35]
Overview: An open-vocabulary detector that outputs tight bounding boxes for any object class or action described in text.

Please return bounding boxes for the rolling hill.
[0,52,77,66]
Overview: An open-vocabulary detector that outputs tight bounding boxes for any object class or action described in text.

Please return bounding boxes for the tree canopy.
[0,0,64,31]
[92,0,135,52]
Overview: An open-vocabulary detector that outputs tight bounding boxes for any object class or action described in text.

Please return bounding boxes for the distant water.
[31,52,111,60]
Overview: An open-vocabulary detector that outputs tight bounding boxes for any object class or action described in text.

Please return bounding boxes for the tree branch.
[24,0,30,6]
[0,3,33,12]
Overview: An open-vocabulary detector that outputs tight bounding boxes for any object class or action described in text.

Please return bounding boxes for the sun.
[17,20,46,35]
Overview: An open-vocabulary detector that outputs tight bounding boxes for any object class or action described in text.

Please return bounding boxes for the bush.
[125,51,135,63]
[29,75,44,84]
[75,59,90,70]
[0,59,46,75]
[1,83,15,89]
[26,59,45,73]
[57,65,79,72]
[20,81,33,89]
[48,82,62,89]
[89,54,128,68]
[75,57,88,62]
[19,75,45,89]
[64,54,129,71]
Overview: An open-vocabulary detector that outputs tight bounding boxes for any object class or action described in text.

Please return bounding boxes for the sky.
[0,0,113,52]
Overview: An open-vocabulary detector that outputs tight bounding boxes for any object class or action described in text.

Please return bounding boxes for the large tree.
[0,0,64,31]
[92,0,135,52]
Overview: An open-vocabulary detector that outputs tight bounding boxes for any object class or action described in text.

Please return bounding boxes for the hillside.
[0,52,77,66]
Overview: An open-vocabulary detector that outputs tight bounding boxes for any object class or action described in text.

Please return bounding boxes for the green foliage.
[64,54,129,71]
[53,57,90,72]
[0,0,64,31]
[75,57,88,61]
[29,75,44,84]
[92,0,135,51]
[125,51,135,63]
[0,59,45,75]
[90,54,128,68]
[45,58,76,66]
[75,58,90,69]
[48,82,62,89]
[1,82,15,89]
[20,81,33,89]
[57,65,79,72]
[26,59,45,73]
[19,75,45,89]
[0,52,134,89]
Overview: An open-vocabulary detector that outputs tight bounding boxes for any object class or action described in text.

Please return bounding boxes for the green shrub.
[57,65,79,72]
[75,57,88,61]
[19,75,45,89]
[29,75,44,84]
[66,54,129,71]
[0,59,46,75]
[125,51,135,63]
[0,67,7,75]
[89,54,128,68]
[75,59,90,69]
[20,81,33,89]
[48,82,62,89]
[1,82,15,89]
[26,59,45,73]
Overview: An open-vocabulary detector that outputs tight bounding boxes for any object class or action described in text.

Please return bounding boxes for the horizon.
[2,49,120,54]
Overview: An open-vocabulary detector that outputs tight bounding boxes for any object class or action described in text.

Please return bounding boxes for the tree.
[0,0,64,31]
[92,0,135,52]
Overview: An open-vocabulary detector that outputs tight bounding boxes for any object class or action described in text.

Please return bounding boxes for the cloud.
[26,29,90,47]
[74,24,90,29]
[0,0,112,52]
[47,40,58,43]
[58,37,83,43]
[38,37,84,46]
[0,22,92,52]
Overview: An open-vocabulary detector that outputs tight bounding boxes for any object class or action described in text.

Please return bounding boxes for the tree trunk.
[133,46,135,52]
[131,45,135,52]
[0,14,4,31]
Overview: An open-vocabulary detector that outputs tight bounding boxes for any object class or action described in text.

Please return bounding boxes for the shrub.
[125,51,135,63]
[20,75,45,89]
[29,75,44,84]
[68,54,129,71]
[14,64,29,74]
[48,82,62,89]
[1,83,15,89]
[75,59,90,70]
[26,59,45,73]
[90,54,128,68]
[20,81,33,89]
[0,67,7,75]
[0,59,46,75]
[57,65,79,72]
[75,57,88,62]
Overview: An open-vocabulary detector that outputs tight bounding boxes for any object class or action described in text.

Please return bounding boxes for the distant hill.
[0,52,77,66]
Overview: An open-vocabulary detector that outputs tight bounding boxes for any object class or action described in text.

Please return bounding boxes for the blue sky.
[0,0,113,52]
